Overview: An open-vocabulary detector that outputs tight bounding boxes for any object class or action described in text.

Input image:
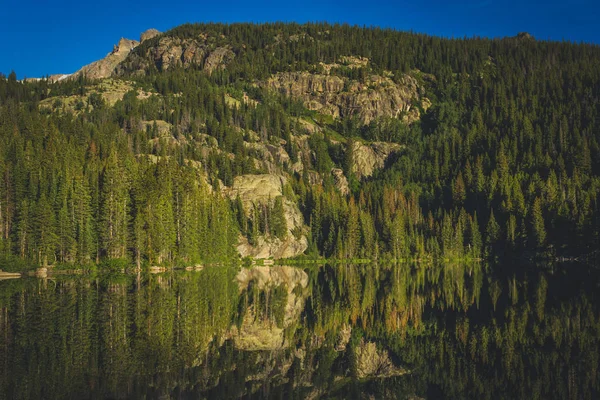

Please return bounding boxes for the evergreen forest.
[1,22,599,268]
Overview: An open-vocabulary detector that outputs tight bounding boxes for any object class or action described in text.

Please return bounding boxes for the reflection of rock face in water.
[354,339,408,378]
[335,324,352,351]
[231,266,309,350]
[236,265,309,325]
[0,270,21,280]
[2,262,597,399]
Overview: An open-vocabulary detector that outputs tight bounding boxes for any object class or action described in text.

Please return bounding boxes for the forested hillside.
[1,22,599,267]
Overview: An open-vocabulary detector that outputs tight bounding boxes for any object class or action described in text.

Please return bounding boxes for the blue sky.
[1,0,599,78]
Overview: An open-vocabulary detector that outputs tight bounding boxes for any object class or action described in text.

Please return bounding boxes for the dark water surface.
[1,262,599,399]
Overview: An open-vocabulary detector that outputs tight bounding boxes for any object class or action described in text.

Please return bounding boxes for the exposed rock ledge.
[264,69,428,125]
[225,174,308,258]
[352,141,403,179]
[73,37,140,80]
[140,28,161,43]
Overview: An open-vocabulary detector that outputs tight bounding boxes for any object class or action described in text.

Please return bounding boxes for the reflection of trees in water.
[303,262,599,399]
[0,263,598,399]
[0,269,240,399]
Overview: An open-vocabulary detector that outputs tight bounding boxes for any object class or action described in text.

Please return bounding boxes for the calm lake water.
[0,262,599,399]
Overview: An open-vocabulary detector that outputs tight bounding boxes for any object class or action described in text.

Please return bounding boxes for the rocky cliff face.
[203,46,236,74]
[72,37,140,80]
[263,61,429,125]
[225,174,308,259]
[331,168,350,195]
[140,28,160,43]
[29,30,161,81]
[59,29,235,80]
[352,141,403,179]
[243,140,298,174]
[116,34,235,76]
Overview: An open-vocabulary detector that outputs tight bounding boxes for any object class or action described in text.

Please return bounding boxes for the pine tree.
[99,152,129,259]
[271,196,287,240]
[344,197,360,258]
[235,195,247,235]
[34,193,58,266]
[531,197,546,247]
[16,199,30,259]
[390,212,405,259]
[486,210,500,246]
[453,172,466,206]
[469,212,482,257]
[73,176,95,263]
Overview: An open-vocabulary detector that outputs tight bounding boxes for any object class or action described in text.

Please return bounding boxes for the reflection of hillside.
[0,262,598,399]
[303,262,600,399]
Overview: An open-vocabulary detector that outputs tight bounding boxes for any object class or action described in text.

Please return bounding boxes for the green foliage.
[271,196,288,240]
[1,260,598,399]
[531,197,546,247]
[1,22,600,264]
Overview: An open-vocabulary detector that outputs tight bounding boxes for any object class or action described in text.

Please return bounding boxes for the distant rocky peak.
[72,36,140,80]
[515,32,535,41]
[112,38,139,55]
[140,28,161,43]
